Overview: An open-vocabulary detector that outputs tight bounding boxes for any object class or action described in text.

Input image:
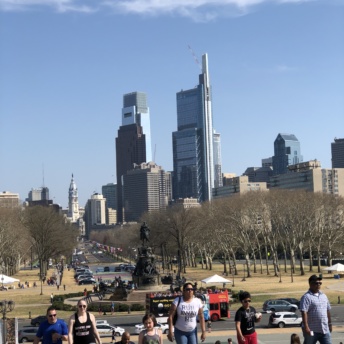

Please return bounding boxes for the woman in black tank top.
[68,300,102,344]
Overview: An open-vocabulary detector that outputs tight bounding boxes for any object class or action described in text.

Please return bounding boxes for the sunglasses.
[243,300,251,303]
[184,288,194,291]
[78,305,87,308]
[312,282,322,285]
[48,314,57,317]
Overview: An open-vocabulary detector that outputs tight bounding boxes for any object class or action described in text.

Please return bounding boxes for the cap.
[309,274,322,283]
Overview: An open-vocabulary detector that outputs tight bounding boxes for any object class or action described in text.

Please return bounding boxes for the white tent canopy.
[201,274,232,284]
[323,263,344,272]
[0,274,19,284]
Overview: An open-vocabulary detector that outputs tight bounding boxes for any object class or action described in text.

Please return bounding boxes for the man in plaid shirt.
[300,275,332,344]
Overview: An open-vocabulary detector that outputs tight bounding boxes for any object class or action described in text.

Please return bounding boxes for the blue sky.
[1,0,343,208]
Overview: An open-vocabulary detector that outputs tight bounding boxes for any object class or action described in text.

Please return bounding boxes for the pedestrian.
[64,285,66,291]
[111,301,115,315]
[138,313,162,344]
[207,320,212,333]
[67,299,102,344]
[33,306,68,344]
[115,332,134,344]
[234,291,262,344]
[111,328,116,343]
[227,339,232,344]
[300,274,332,344]
[50,293,54,304]
[167,282,206,344]
[290,333,301,344]
[98,303,102,315]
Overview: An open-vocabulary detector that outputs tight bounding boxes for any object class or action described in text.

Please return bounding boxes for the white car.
[135,322,169,334]
[96,324,125,336]
[270,312,302,328]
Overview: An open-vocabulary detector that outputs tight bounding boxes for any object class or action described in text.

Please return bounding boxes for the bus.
[146,290,230,323]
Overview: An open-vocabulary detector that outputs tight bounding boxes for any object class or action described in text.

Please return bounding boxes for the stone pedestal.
[133,274,160,290]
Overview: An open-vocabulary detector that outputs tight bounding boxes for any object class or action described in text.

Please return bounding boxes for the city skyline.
[1,0,343,207]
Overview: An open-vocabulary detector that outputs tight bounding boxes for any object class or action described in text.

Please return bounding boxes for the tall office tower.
[331,138,344,168]
[122,92,152,162]
[84,193,106,237]
[272,133,303,175]
[67,174,79,222]
[213,130,222,188]
[172,53,216,202]
[116,124,146,223]
[27,187,49,201]
[123,162,171,222]
[102,183,117,225]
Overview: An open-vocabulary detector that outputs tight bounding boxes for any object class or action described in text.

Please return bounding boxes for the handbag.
[173,296,181,325]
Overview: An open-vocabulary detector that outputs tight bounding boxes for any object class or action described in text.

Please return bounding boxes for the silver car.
[18,327,39,343]
[263,299,298,312]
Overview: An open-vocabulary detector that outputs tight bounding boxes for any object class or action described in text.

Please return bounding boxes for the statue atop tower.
[68,174,80,222]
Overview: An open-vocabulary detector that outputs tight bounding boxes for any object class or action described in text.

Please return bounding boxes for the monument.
[132,222,160,289]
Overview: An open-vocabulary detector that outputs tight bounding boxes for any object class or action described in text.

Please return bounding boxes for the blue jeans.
[174,327,198,344]
[303,332,332,344]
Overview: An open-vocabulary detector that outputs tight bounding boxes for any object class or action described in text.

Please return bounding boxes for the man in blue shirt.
[300,275,332,344]
[33,306,68,344]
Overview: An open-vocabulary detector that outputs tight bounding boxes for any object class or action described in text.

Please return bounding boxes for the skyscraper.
[116,124,146,223]
[172,53,216,202]
[213,130,222,188]
[272,133,303,175]
[331,138,344,168]
[123,162,171,222]
[122,92,152,162]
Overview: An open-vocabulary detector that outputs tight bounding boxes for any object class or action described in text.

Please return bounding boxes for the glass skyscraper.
[122,92,152,162]
[172,54,217,202]
[272,133,303,175]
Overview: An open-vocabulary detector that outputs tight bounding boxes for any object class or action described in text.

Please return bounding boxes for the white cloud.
[0,0,322,15]
[0,0,96,12]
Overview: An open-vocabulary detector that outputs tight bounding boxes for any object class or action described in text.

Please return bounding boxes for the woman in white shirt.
[167,283,206,344]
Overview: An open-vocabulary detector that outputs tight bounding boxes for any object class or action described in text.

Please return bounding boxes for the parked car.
[18,327,39,342]
[135,322,169,334]
[78,278,96,285]
[278,298,300,309]
[31,315,47,327]
[76,274,94,281]
[263,300,298,312]
[95,324,125,336]
[104,266,110,272]
[96,320,110,326]
[269,312,302,328]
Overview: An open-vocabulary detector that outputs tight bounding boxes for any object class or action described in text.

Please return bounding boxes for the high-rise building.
[272,133,303,175]
[27,187,49,202]
[331,138,344,168]
[102,183,117,225]
[123,162,171,222]
[172,53,217,202]
[116,124,146,223]
[67,174,80,222]
[122,92,152,162]
[84,193,106,237]
[269,160,344,197]
[0,191,20,208]
[213,130,222,188]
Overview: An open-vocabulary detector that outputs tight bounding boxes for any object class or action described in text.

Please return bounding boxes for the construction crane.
[188,44,202,71]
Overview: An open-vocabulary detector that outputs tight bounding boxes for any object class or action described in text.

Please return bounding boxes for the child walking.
[138,313,163,344]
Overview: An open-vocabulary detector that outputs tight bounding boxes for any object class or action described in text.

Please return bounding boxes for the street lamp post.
[0,300,15,344]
